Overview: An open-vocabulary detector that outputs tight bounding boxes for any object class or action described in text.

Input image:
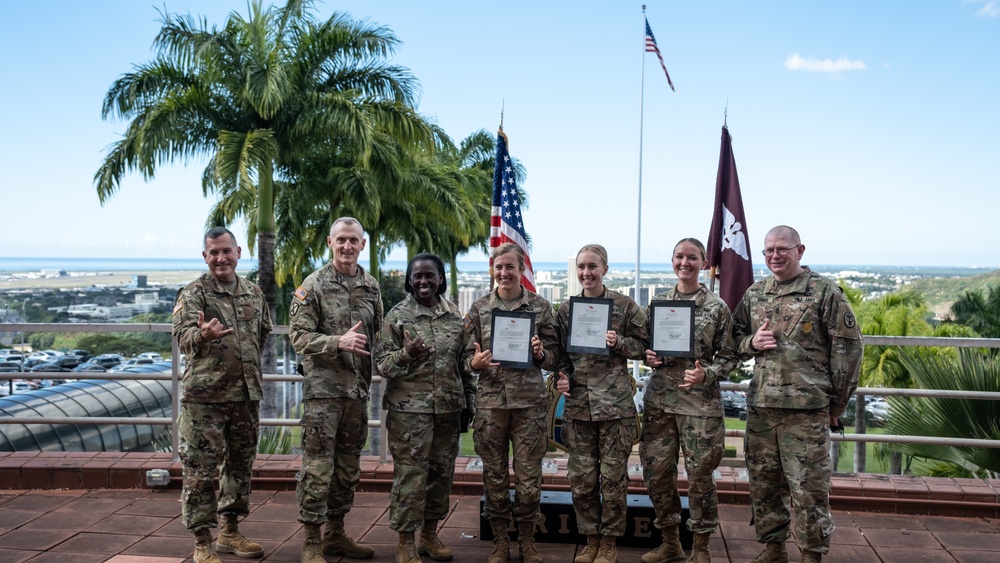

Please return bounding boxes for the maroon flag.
[706,125,753,311]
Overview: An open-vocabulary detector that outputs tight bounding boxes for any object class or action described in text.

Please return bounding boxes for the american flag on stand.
[645,17,675,92]
[489,128,536,292]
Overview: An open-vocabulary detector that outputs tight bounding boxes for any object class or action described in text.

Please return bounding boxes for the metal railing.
[2,323,1000,468]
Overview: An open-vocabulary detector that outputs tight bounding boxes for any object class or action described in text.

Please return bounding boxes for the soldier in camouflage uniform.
[639,238,737,563]
[463,243,560,563]
[173,227,272,563]
[733,226,862,563]
[289,217,384,563]
[553,244,647,563]
[374,253,476,563]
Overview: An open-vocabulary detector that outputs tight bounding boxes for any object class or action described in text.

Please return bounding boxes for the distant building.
[458,287,489,316]
[130,275,148,288]
[537,285,564,304]
[40,269,66,278]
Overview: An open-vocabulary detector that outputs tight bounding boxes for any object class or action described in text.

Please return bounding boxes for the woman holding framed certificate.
[374,253,476,563]
[463,242,560,563]
[554,243,648,563]
[639,238,738,563]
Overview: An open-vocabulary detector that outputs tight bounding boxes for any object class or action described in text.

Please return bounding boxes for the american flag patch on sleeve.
[294,286,308,300]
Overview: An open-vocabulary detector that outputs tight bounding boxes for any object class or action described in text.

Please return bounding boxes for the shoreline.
[0,271,206,291]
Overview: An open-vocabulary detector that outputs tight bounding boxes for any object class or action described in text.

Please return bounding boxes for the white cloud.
[976,1,1000,17]
[784,53,867,73]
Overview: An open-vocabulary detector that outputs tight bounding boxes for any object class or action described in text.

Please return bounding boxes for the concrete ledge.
[0,451,996,518]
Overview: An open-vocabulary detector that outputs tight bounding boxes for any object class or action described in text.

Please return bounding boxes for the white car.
[137,352,164,362]
[109,358,157,372]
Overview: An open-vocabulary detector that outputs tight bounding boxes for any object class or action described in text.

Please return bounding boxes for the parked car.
[867,400,891,427]
[0,361,23,372]
[136,352,164,362]
[28,363,71,373]
[840,396,880,427]
[89,354,127,369]
[0,353,24,364]
[73,363,110,373]
[722,390,747,417]
[108,358,156,372]
[21,358,50,370]
[51,356,84,369]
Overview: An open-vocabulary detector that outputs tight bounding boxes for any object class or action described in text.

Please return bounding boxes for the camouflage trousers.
[745,407,834,553]
[473,406,547,524]
[386,410,461,532]
[178,400,259,531]
[639,408,724,534]
[296,397,368,524]
[563,417,636,536]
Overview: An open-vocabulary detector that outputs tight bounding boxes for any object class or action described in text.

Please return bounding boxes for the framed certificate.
[649,300,695,357]
[567,296,613,355]
[489,309,536,368]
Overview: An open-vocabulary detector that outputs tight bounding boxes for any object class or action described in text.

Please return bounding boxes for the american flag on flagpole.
[645,17,675,92]
[489,128,536,292]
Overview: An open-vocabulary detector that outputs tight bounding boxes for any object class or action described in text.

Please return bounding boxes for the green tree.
[949,283,1000,339]
[95,0,426,415]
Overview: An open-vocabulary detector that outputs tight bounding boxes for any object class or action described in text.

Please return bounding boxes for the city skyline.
[2,1,998,268]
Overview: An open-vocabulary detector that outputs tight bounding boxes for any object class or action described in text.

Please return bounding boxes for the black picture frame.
[566,296,613,355]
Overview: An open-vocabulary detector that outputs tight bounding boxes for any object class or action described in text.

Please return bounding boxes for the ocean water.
[0,257,992,277]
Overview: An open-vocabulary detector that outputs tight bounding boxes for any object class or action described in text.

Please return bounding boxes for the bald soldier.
[173,227,272,563]
[732,226,862,563]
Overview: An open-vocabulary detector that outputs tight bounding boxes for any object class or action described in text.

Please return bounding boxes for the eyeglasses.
[762,246,799,257]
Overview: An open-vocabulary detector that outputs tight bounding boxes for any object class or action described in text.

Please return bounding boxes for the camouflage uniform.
[374,294,476,532]
[556,288,647,537]
[289,262,383,524]
[733,267,862,554]
[172,273,272,532]
[639,284,737,534]
[463,288,559,525]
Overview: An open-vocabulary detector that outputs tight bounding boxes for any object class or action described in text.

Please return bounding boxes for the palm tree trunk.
[257,161,279,419]
[449,253,459,303]
[368,237,381,281]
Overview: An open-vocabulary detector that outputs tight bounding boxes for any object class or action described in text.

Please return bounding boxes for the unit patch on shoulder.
[844,312,856,328]
[172,301,183,316]
[294,286,308,301]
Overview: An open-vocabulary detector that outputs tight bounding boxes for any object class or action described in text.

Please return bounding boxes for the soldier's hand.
[606,330,618,349]
[644,349,663,367]
[471,342,499,371]
[403,329,430,360]
[556,371,571,396]
[531,335,545,360]
[752,318,777,351]
[679,360,706,390]
[198,311,233,341]
[338,321,370,356]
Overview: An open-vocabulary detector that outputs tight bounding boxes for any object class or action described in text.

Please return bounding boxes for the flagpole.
[633,5,647,381]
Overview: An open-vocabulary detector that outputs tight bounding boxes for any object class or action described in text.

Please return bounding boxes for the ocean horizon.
[0,257,994,277]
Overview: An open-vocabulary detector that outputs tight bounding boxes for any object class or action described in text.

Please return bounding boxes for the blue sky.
[2,1,998,268]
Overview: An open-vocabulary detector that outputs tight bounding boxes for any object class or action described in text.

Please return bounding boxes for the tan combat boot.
[593,535,618,563]
[488,519,511,563]
[194,528,222,563]
[518,521,542,563]
[418,519,454,561]
[749,542,788,563]
[216,513,264,558]
[685,532,711,563]
[395,531,421,563]
[800,552,822,563]
[574,534,601,563]
[322,515,375,559]
[641,525,685,563]
[300,523,326,563]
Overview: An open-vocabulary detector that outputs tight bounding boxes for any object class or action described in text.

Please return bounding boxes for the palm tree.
[890,348,1000,477]
[94,1,427,414]
[949,283,1000,340]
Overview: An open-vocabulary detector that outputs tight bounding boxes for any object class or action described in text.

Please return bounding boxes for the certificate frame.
[649,300,696,357]
[566,296,613,355]
[489,309,537,368]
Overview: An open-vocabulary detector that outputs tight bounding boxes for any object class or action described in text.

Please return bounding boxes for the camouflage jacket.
[643,284,737,417]
[375,294,475,414]
[556,288,648,421]
[733,267,862,416]
[289,262,383,401]
[463,288,559,410]
[172,273,272,403]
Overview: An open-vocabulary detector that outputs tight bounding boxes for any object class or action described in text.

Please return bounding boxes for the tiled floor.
[0,488,997,563]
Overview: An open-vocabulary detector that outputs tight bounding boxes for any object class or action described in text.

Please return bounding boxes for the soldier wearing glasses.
[732,226,862,563]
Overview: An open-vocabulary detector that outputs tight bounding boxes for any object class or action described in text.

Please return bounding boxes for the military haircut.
[674,237,707,260]
[204,226,238,249]
[404,252,448,296]
[492,242,526,271]
[766,225,801,245]
[576,243,609,266]
[330,216,364,235]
